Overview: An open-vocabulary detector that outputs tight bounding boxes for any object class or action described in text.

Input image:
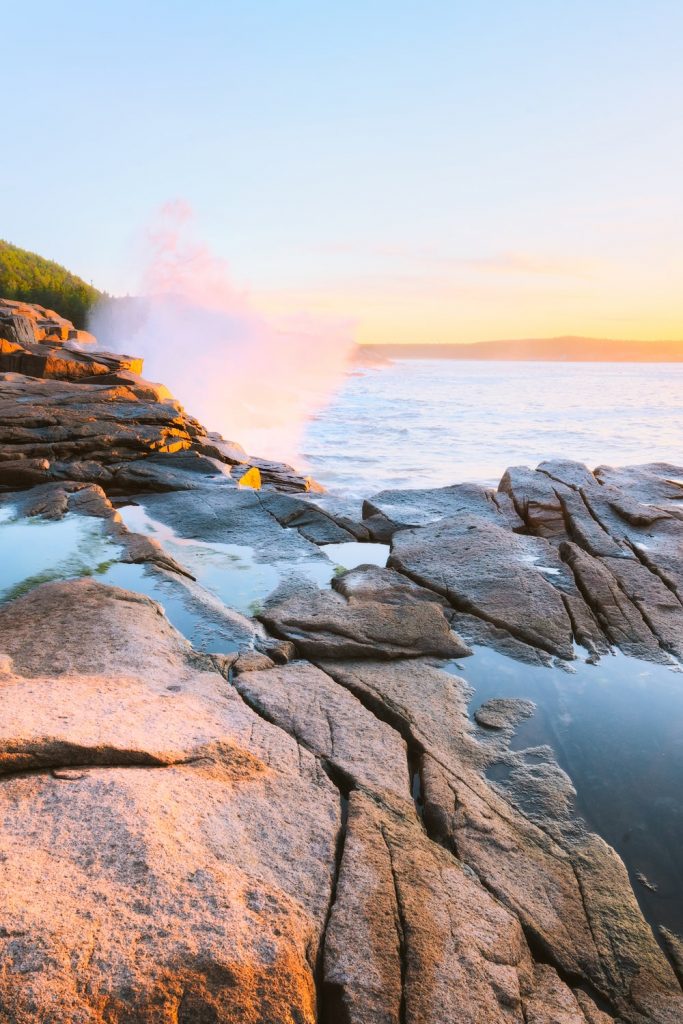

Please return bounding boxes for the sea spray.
[90,201,356,462]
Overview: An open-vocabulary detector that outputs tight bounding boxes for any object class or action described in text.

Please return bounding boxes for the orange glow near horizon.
[254,282,683,348]
[254,254,683,348]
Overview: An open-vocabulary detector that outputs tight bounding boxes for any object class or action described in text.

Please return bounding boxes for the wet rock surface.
[474,696,536,730]
[1,301,682,1021]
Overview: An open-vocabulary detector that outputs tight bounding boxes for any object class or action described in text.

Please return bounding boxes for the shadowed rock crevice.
[317,792,351,1024]
[379,827,409,1024]
[560,591,610,660]
[0,744,205,777]
[228,661,412,808]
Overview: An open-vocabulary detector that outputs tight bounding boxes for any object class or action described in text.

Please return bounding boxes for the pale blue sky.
[3,2,682,342]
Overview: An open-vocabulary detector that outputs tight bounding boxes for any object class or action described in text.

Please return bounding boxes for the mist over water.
[303,359,683,496]
[90,203,355,461]
[91,209,683,487]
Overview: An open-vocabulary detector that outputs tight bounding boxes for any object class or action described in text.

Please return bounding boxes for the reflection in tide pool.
[320,541,390,570]
[0,511,122,602]
[117,503,334,614]
[96,562,250,654]
[450,646,683,938]
[117,504,281,617]
[0,502,354,649]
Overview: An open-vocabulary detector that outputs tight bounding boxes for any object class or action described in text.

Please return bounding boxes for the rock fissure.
[578,487,622,543]
[599,557,674,660]
[628,539,683,609]
[519,918,618,1019]
[0,751,208,779]
[225,673,358,793]
[559,541,665,660]
[317,791,350,1024]
[379,826,408,1024]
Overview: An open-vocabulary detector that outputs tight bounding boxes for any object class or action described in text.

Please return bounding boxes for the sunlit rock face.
[0,300,319,494]
[0,296,135,378]
[2,576,681,1022]
[0,581,341,1024]
[0,296,84,345]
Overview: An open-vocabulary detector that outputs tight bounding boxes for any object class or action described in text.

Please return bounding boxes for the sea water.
[303,360,683,496]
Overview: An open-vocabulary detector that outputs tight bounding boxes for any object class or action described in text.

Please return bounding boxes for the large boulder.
[389,514,575,659]
[260,566,470,661]
[0,580,341,1022]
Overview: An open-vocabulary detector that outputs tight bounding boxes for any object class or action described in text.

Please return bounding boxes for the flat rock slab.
[257,490,360,543]
[390,514,575,659]
[0,580,341,1022]
[231,661,410,805]
[474,697,536,731]
[594,462,683,508]
[319,658,477,765]
[363,480,524,531]
[261,574,470,661]
[331,562,449,606]
[138,485,329,567]
[450,608,559,665]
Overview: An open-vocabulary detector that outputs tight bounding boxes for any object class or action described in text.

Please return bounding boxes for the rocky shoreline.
[1,300,682,1022]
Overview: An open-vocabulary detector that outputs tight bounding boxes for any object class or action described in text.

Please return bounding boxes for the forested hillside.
[0,240,103,327]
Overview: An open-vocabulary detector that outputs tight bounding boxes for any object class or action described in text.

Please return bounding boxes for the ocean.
[302,360,683,496]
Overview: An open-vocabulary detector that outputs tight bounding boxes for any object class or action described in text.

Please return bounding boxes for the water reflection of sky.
[0,511,122,601]
[449,646,683,938]
[0,505,389,649]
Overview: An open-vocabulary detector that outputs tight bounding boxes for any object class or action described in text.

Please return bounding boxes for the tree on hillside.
[0,239,104,328]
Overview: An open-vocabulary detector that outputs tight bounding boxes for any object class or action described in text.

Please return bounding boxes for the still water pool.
[452,646,683,938]
[0,511,122,602]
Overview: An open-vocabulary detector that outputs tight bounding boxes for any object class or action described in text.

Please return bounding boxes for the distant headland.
[361,336,683,363]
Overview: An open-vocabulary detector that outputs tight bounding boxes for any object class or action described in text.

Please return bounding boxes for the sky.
[2,1,682,345]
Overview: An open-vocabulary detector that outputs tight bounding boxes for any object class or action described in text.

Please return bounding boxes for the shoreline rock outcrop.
[1,298,682,1021]
[0,303,319,494]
